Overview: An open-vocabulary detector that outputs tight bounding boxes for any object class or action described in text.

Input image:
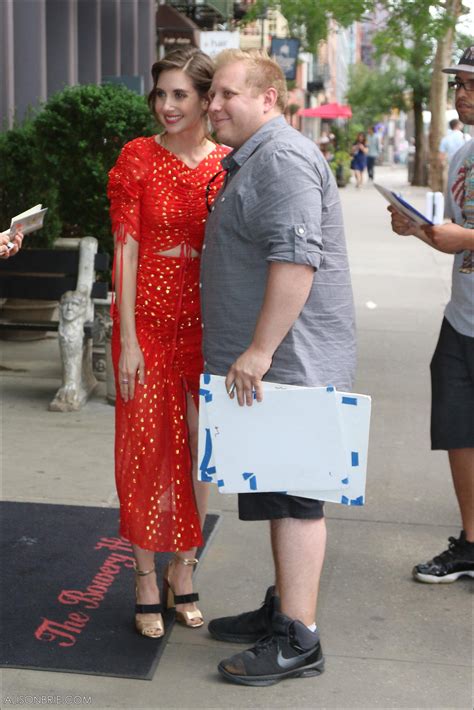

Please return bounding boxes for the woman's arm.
[115,235,145,401]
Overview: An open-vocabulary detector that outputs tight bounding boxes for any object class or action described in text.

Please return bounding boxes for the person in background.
[318,135,333,163]
[389,45,474,584]
[350,132,368,188]
[439,118,469,166]
[107,47,228,640]
[366,126,381,181]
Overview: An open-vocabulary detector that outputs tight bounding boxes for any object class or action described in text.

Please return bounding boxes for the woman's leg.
[133,544,160,605]
[166,391,209,619]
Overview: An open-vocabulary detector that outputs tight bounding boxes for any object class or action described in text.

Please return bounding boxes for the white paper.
[198,375,371,506]
[10,204,48,236]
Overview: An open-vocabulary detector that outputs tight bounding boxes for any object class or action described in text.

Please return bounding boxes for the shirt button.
[202,244,206,250]
[211,206,215,212]
[221,197,226,202]
[199,282,202,288]
[298,227,305,235]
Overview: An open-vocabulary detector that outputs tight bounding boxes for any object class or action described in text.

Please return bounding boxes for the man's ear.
[262,86,278,113]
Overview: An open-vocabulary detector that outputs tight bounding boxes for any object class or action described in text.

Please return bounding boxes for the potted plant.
[330,150,352,187]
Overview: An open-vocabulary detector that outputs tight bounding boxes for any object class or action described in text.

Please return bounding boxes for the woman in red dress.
[108,47,228,638]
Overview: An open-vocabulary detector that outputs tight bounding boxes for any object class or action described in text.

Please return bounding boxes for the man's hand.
[421,223,473,254]
[388,206,419,236]
[225,345,272,406]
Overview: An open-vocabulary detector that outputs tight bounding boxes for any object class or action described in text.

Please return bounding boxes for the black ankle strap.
[135,603,163,614]
[173,592,199,604]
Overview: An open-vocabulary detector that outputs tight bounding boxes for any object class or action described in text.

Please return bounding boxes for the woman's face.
[153,69,208,135]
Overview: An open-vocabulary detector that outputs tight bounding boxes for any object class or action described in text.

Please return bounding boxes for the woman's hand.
[118,341,145,402]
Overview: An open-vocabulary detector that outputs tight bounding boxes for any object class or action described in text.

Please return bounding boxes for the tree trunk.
[428,0,463,192]
[412,98,426,185]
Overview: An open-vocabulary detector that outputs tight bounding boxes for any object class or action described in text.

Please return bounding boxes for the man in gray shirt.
[201,49,356,686]
[390,46,474,585]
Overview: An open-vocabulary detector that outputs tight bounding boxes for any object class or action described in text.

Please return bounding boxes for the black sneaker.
[208,585,278,643]
[413,531,474,583]
[217,611,324,686]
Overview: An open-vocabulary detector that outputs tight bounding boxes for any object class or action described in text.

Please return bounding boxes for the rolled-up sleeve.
[246,147,324,269]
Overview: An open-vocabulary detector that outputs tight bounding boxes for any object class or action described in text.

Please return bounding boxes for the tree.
[428,0,465,192]
[372,0,466,185]
[346,62,407,127]
[242,0,376,52]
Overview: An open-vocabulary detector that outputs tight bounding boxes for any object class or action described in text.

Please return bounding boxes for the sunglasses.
[448,79,474,92]
[205,170,227,213]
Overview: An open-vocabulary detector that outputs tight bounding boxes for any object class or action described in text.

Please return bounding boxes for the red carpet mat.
[0,502,219,680]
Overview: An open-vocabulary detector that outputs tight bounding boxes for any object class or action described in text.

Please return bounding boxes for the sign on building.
[200,31,240,57]
[270,37,300,81]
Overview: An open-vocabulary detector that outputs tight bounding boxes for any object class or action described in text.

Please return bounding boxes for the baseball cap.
[442,46,474,74]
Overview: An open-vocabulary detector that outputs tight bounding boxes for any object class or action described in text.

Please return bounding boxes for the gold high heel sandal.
[134,564,164,639]
[163,554,204,628]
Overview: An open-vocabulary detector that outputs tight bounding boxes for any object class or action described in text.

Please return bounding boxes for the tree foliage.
[242,0,376,52]
[346,62,407,127]
[33,83,156,258]
[0,119,61,247]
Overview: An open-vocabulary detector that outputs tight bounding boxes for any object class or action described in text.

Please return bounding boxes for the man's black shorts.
[238,492,325,521]
[430,317,474,450]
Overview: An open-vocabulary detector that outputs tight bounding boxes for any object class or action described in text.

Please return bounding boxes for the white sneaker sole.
[413,570,474,584]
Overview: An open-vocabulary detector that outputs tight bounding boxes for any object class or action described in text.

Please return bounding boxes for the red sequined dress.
[107,136,228,552]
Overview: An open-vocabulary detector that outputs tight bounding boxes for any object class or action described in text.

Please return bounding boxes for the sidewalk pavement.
[1,166,472,709]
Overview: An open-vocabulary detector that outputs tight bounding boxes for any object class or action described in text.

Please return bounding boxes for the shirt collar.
[220,115,287,171]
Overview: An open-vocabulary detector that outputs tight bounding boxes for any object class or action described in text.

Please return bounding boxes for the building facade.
[1,0,156,129]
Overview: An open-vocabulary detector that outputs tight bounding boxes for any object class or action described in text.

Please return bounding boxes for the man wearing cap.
[390,46,474,583]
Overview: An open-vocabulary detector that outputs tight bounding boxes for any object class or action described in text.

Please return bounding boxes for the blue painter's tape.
[217,479,225,488]
[326,385,335,392]
[351,451,359,467]
[342,396,357,406]
[341,477,349,485]
[350,496,364,506]
[340,495,349,505]
[199,428,215,482]
[242,472,257,491]
[199,388,213,402]
[203,373,211,385]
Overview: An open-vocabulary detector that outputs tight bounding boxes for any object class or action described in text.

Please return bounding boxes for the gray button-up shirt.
[200,116,356,389]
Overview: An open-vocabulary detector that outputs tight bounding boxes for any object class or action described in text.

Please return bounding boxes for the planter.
[92,294,112,382]
[0,298,58,340]
[335,165,349,187]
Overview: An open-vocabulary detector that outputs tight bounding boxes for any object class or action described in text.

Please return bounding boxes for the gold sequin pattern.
[108,137,229,551]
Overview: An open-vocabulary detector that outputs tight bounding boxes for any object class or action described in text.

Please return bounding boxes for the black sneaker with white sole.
[208,585,279,643]
[217,611,324,687]
[413,531,474,583]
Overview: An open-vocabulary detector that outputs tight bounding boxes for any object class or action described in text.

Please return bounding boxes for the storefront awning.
[298,103,352,119]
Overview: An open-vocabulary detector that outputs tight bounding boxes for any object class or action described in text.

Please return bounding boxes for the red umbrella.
[297,103,352,119]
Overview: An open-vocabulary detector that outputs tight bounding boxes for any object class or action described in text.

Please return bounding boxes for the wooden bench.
[0,237,110,411]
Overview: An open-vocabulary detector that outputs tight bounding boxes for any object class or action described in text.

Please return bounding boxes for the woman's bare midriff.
[155,245,200,258]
